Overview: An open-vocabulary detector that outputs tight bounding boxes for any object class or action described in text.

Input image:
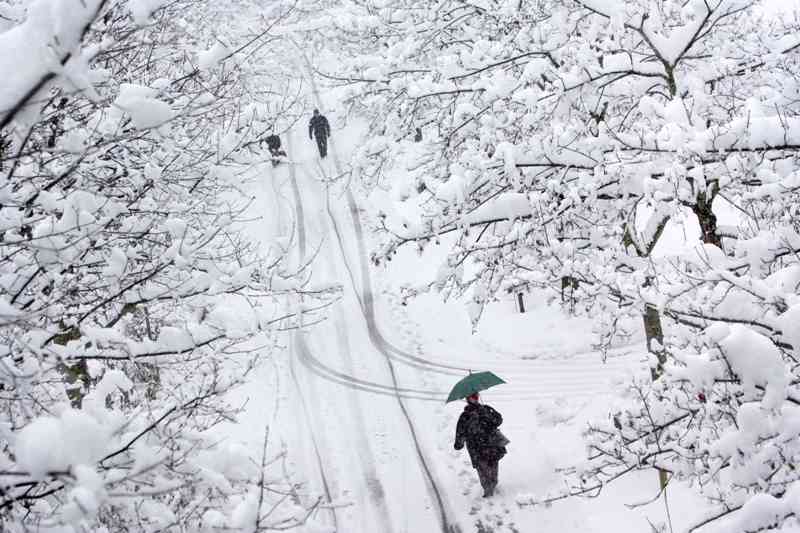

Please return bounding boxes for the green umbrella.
[445,371,506,403]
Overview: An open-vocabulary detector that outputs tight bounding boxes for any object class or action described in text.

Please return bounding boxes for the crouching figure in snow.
[264,131,287,167]
[454,392,508,497]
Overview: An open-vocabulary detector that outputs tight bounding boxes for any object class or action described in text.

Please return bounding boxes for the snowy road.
[275,126,461,532]
[274,65,465,532]
[234,66,669,532]
[244,113,663,530]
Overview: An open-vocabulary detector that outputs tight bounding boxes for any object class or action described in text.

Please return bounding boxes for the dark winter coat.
[265,134,281,151]
[454,403,507,467]
[309,114,330,140]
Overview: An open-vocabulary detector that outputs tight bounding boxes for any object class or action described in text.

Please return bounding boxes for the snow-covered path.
[229,83,705,532]
[278,129,462,532]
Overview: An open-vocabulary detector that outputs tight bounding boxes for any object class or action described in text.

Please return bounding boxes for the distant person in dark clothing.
[264,132,286,166]
[414,127,422,142]
[308,109,331,158]
[265,133,281,153]
[454,393,508,497]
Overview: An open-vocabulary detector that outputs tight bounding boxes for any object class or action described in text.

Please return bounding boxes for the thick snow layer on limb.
[463,193,532,224]
[496,141,519,183]
[198,41,231,70]
[765,265,800,301]
[734,487,800,532]
[113,83,174,129]
[602,52,665,76]
[434,174,467,204]
[708,324,789,409]
[641,4,709,65]
[0,296,21,325]
[706,116,800,151]
[14,409,110,478]
[128,0,168,26]
[0,0,102,123]
[666,349,723,390]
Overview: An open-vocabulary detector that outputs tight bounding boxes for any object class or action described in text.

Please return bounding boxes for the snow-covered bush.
[304,0,800,529]
[0,0,331,530]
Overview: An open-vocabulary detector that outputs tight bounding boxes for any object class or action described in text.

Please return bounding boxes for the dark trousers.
[476,457,499,496]
[314,134,328,158]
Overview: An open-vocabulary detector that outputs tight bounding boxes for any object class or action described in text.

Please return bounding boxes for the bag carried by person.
[491,428,510,447]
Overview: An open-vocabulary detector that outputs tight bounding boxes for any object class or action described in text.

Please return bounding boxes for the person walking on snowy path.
[308,108,331,158]
[454,392,508,497]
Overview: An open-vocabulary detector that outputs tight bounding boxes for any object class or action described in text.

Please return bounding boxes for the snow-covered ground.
[214,91,718,533]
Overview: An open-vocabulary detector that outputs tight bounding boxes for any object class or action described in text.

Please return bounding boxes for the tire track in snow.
[288,344,338,529]
[289,134,397,533]
[304,179,637,381]
[313,148,462,533]
[259,162,334,519]
[293,301,630,400]
[323,175,463,533]
[291,163,638,406]
[294,51,463,533]
[360,284,638,378]
[283,134,338,531]
[295,332,443,399]
[290,176,621,403]
[295,321,616,402]
[311,172,642,400]
[313,174,637,379]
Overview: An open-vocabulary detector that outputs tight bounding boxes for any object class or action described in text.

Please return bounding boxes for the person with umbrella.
[449,371,509,498]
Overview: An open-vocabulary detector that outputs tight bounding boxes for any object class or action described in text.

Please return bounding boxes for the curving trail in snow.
[316,163,463,533]
[246,123,686,532]
[284,132,402,532]
[283,57,466,533]
[283,133,340,530]
[273,124,464,530]
[232,54,693,532]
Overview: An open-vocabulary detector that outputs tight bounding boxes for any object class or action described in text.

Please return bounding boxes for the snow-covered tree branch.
[0,0,335,530]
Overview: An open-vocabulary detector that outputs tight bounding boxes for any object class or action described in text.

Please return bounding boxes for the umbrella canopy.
[446,371,506,403]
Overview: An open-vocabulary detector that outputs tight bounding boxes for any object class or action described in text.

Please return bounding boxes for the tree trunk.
[643,304,666,381]
[52,324,89,408]
[643,304,668,492]
[692,188,721,248]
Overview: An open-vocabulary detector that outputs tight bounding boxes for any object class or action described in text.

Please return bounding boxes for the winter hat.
[466,393,480,403]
